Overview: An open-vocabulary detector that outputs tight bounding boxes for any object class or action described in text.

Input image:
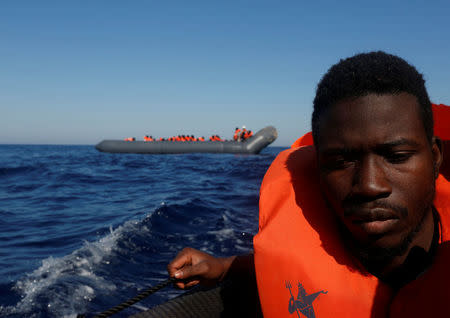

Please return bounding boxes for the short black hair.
[312,51,433,145]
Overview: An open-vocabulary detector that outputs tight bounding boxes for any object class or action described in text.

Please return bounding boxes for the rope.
[77,277,177,318]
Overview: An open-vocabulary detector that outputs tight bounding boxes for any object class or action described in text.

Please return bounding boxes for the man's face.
[316,93,441,259]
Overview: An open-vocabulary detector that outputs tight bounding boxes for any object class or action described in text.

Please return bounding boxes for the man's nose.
[352,156,392,199]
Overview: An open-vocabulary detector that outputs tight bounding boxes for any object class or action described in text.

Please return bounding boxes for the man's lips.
[354,219,399,235]
[350,209,399,223]
[346,209,400,235]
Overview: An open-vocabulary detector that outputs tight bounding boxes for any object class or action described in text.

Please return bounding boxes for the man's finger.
[173,278,200,290]
[174,261,209,280]
[167,248,194,274]
[184,280,200,288]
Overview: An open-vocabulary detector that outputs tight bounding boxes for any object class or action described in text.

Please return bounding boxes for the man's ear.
[432,136,443,179]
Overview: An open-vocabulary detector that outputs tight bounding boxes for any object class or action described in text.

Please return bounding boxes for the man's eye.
[385,152,413,164]
[322,158,353,170]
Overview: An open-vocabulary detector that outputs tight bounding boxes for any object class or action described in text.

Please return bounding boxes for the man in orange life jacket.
[234,127,242,141]
[243,130,253,140]
[168,51,450,316]
[240,126,248,141]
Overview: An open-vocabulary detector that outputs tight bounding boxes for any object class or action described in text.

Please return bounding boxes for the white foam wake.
[0,218,149,318]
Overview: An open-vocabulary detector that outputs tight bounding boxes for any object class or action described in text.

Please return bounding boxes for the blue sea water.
[0,144,285,317]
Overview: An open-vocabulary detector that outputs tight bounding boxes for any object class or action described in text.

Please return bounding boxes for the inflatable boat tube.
[95,126,277,154]
[130,275,261,317]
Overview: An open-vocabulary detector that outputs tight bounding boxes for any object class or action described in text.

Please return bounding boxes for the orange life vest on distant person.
[240,129,247,140]
[234,129,241,141]
[254,146,450,317]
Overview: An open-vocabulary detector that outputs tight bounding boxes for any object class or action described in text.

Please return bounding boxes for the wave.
[0,146,280,317]
[0,197,255,317]
[0,221,132,317]
[0,199,240,317]
[0,164,49,178]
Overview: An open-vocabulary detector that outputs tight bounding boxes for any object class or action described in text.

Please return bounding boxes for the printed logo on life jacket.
[285,281,327,318]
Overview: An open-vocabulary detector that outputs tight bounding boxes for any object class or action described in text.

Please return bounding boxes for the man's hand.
[167,247,236,289]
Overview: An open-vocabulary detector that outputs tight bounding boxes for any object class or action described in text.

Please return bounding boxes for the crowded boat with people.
[96,126,277,154]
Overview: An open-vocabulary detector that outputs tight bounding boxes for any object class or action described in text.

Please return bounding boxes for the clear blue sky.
[1,1,449,146]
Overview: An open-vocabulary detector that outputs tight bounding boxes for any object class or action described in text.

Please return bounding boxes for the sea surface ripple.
[0,144,285,317]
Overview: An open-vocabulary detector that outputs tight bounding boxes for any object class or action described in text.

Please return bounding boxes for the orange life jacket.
[234,129,241,141]
[432,103,450,139]
[243,131,253,139]
[290,131,313,148]
[254,145,450,317]
[240,129,247,140]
